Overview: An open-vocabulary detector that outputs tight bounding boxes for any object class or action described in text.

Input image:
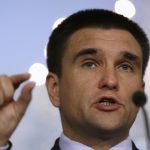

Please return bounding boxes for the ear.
[46,73,60,107]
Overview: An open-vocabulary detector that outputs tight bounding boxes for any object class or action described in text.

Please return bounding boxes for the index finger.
[10,73,31,89]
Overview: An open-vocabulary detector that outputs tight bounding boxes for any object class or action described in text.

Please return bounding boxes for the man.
[0,9,149,150]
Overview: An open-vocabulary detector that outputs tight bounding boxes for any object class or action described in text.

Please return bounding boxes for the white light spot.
[44,17,66,59]
[52,17,66,30]
[44,45,47,59]
[115,0,136,19]
[28,63,48,86]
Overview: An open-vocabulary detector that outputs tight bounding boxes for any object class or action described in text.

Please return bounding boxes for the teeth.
[100,101,113,106]
[99,98,115,105]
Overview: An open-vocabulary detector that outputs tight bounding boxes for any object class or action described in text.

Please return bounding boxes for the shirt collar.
[59,133,132,150]
[110,137,132,150]
[59,133,93,150]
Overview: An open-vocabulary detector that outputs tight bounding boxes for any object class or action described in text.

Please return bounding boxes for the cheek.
[120,84,140,121]
[58,76,84,109]
[59,73,95,113]
[120,73,143,92]
[127,103,139,126]
[118,75,142,113]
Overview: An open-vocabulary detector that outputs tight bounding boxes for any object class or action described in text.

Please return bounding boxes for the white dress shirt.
[0,133,132,150]
[59,133,132,150]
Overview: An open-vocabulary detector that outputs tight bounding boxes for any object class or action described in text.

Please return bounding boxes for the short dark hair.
[47,9,150,77]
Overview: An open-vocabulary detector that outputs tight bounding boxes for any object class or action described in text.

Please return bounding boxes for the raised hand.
[0,73,35,146]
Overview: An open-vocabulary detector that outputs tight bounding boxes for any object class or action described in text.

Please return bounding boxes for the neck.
[63,128,129,150]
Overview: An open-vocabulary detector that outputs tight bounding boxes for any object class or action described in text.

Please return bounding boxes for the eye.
[82,61,97,69]
[119,63,133,72]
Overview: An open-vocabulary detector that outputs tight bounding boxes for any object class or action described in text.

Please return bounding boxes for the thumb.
[14,82,35,121]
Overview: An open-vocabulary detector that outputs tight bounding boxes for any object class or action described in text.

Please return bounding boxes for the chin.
[88,122,129,138]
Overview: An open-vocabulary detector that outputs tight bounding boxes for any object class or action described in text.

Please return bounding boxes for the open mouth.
[95,97,120,111]
[99,98,116,106]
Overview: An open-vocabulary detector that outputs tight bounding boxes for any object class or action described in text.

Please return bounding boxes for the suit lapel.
[51,138,60,150]
[132,141,139,150]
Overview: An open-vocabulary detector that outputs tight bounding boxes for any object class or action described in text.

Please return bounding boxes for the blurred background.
[0,0,150,149]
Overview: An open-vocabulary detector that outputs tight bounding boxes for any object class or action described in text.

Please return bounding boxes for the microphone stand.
[141,107,150,150]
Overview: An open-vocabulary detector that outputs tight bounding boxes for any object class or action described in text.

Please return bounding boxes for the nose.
[98,68,119,91]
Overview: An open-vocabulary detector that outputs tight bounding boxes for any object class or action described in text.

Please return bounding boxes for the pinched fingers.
[0,74,35,146]
[10,73,31,89]
[0,73,31,107]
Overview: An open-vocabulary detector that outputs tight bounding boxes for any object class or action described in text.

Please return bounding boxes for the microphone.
[132,91,150,150]
[133,91,147,107]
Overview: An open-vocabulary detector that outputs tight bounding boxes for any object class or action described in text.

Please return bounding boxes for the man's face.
[47,28,144,140]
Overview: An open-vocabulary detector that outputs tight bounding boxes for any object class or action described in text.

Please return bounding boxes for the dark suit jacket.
[51,138,139,150]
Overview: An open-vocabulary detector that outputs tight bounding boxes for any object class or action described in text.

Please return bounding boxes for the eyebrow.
[120,51,141,66]
[120,51,140,61]
[72,48,97,63]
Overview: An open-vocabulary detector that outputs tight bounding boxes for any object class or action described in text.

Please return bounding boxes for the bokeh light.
[28,63,48,86]
[115,0,136,19]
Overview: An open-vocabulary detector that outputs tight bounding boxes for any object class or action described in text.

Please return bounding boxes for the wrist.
[0,144,9,150]
[0,141,12,150]
[0,141,7,147]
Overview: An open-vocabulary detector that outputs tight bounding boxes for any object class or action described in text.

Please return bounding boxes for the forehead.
[64,27,142,58]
